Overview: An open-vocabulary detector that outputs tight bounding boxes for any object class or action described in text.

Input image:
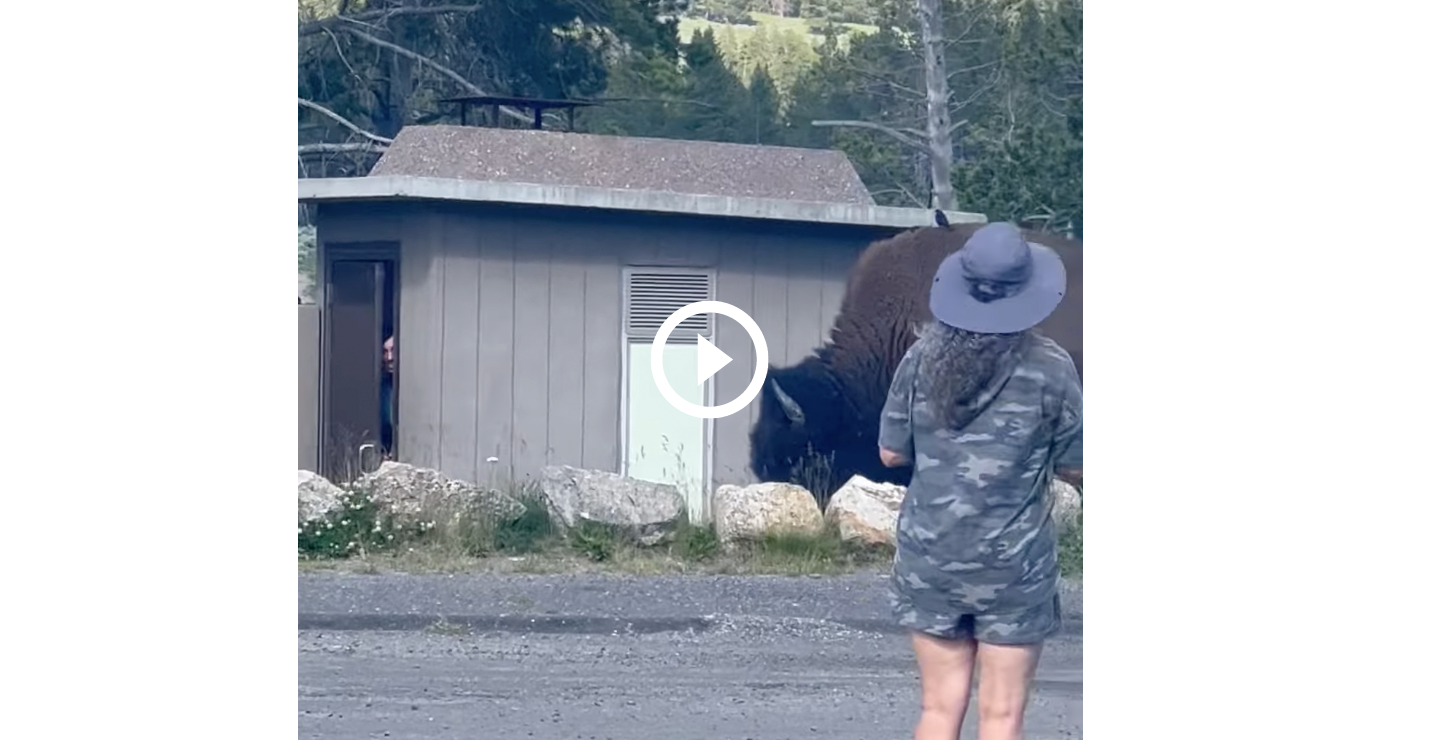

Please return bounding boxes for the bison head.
[750,360,836,483]
[748,359,879,499]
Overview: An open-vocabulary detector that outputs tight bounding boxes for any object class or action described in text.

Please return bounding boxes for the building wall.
[315,201,902,493]
[298,304,321,472]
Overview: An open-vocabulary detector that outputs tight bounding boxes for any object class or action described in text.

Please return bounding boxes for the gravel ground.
[299,573,1083,740]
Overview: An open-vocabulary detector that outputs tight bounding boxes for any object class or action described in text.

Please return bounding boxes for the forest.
[298,0,1082,237]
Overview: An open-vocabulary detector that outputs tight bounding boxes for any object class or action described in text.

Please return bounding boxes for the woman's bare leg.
[910,630,979,740]
[974,641,1044,740]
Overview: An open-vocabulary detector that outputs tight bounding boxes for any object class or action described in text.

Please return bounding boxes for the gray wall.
[299,304,321,472]
[313,200,901,491]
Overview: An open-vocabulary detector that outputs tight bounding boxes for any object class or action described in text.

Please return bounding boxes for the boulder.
[824,475,905,547]
[298,470,345,525]
[1050,478,1083,538]
[357,462,525,525]
[538,465,686,546]
[712,482,824,546]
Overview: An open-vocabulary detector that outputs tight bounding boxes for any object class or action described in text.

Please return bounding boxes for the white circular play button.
[649,300,769,419]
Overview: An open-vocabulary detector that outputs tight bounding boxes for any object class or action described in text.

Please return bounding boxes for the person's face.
[382,337,395,373]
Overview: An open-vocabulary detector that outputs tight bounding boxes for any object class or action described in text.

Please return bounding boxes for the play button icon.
[649,300,770,419]
[695,335,732,384]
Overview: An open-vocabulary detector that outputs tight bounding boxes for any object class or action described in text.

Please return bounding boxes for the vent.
[625,269,714,341]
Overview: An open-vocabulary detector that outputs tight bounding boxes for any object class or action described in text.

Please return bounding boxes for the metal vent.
[625,270,714,341]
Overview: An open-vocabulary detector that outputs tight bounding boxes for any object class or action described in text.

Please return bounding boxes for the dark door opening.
[322,244,398,483]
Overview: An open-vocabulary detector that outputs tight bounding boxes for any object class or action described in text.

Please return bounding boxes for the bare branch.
[299,143,389,155]
[335,24,532,126]
[299,4,486,37]
[838,61,924,99]
[810,119,927,152]
[323,26,361,82]
[947,59,999,79]
[298,98,394,144]
[597,96,721,110]
[947,118,970,134]
[869,186,928,209]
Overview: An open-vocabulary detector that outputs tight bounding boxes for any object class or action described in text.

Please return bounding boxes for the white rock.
[711,482,824,546]
[298,470,345,525]
[824,475,906,547]
[539,465,686,546]
[1050,478,1083,538]
[358,462,524,524]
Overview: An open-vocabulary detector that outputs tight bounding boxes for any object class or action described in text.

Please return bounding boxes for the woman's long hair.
[913,320,1032,430]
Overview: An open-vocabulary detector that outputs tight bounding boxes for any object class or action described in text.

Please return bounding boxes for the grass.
[298,475,896,576]
[1057,511,1083,579]
[298,465,1081,579]
[678,12,879,48]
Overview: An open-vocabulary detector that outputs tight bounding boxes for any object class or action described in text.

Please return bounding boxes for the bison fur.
[748,221,1083,500]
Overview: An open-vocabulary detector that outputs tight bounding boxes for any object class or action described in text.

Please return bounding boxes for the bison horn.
[769,379,806,425]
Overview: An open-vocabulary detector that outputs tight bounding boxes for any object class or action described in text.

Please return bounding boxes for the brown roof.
[368,125,875,206]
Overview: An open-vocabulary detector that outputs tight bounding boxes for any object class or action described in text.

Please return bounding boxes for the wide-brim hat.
[930,222,1067,334]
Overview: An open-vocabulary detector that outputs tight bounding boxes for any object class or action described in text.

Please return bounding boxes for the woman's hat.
[929,222,1067,334]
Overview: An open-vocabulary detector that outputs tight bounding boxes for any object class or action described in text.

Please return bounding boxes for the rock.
[824,475,905,547]
[357,462,525,525]
[298,470,345,525]
[1051,478,1083,537]
[712,482,824,546]
[539,465,686,546]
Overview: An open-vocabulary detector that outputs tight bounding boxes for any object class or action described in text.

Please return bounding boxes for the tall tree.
[297,0,686,176]
[917,0,956,209]
[952,0,1083,235]
[743,68,786,144]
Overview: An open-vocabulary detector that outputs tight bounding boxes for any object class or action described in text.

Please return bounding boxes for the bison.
[747,221,1083,501]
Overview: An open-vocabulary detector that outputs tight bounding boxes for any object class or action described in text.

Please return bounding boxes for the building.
[297,124,986,520]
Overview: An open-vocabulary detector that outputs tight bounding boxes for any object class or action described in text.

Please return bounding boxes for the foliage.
[298,481,558,560]
[674,521,721,561]
[298,0,687,177]
[298,225,316,299]
[296,474,1077,577]
[1058,511,1082,577]
[581,27,787,145]
[298,486,393,558]
[568,521,627,561]
[298,0,1082,232]
[952,0,1083,236]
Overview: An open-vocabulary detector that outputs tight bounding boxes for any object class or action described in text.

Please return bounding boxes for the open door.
[322,253,394,482]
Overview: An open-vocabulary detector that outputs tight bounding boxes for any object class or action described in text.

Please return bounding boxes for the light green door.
[626,341,707,520]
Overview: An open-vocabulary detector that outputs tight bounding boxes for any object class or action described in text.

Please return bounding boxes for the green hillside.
[677,11,879,46]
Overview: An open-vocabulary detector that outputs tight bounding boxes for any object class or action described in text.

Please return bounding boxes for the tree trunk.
[916,0,955,211]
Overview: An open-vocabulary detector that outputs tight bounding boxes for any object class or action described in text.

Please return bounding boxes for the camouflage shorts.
[889,583,1062,645]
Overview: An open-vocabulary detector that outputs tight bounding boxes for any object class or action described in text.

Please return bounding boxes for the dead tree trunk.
[917,0,955,211]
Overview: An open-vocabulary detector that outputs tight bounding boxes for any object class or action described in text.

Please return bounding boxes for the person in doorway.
[380,335,396,459]
[877,222,1083,740]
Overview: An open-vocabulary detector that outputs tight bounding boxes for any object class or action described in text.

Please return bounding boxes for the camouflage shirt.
[878,333,1083,615]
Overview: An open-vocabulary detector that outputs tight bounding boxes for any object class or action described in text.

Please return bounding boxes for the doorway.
[321,242,398,483]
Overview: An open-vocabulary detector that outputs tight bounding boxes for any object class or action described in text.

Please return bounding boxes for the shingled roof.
[368,125,875,206]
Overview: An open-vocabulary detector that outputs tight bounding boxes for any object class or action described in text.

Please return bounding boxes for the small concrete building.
[298,125,985,519]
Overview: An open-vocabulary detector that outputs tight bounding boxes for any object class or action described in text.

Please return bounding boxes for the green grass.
[298,473,1080,579]
[298,482,894,576]
[1057,512,1083,578]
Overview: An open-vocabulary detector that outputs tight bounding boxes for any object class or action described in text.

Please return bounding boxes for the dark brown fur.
[835,222,1083,382]
[748,222,1083,497]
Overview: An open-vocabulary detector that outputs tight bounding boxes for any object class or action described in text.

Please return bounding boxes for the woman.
[878,222,1083,740]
